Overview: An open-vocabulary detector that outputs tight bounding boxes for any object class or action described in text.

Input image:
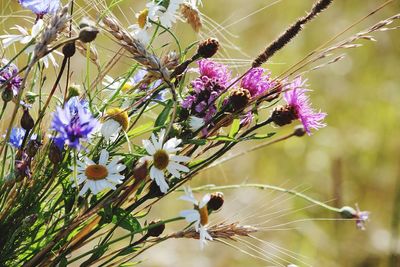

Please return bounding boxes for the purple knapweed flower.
[182,60,231,130]
[0,61,22,97]
[51,97,99,150]
[282,77,326,135]
[240,68,274,97]
[191,59,231,93]
[19,0,60,17]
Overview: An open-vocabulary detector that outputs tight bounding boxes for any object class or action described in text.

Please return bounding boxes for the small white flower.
[180,186,212,249]
[73,149,125,195]
[158,0,185,28]
[141,129,190,193]
[185,0,203,7]
[0,20,60,68]
[188,116,204,131]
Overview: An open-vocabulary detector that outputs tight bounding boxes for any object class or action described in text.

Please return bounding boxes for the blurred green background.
[1,0,400,266]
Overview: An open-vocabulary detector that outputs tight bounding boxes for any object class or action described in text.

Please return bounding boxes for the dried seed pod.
[208,192,224,211]
[21,108,34,131]
[197,38,219,58]
[62,42,76,58]
[147,219,165,237]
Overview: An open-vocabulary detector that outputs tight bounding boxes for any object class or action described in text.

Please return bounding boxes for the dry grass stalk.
[34,4,70,59]
[75,39,101,70]
[102,16,170,82]
[180,3,203,33]
[172,222,257,241]
[252,0,333,67]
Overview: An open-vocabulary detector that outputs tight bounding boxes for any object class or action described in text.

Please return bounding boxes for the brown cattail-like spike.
[252,0,333,67]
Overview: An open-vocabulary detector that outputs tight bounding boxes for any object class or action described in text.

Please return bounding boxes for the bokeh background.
[1,0,400,266]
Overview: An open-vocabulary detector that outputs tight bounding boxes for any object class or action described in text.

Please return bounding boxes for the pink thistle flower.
[191,59,231,92]
[240,67,274,97]
[283,77,326,135]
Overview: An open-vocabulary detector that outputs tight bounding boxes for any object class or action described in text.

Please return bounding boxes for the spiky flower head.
[19,0,60,17]
[273,77,326,135]
[51,97,99,150]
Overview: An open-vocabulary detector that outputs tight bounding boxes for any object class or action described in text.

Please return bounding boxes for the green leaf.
[127,121,154,138]
[208,136,237,142]
[112,208,141,233]
[186,139,207,145]
[155,100,172,127]
[229,118,240,138]
[250,132,276,140]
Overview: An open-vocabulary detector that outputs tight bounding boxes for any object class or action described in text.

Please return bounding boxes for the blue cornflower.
[8,128,26,148]
[19,0,60,17]
[51,97,99,150]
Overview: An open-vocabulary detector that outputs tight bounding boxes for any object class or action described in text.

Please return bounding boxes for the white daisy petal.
[99,149,109,165]
[170,155,191,162]
[167,164,181,178]
[199,194,211,208]
[168,161,190,173]
[79,182,90,196]
[180,209,200,223]
[143,139,156,155]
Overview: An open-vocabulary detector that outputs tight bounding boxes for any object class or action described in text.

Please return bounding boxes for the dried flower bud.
[79,27,99,43]
[147,219,165,237]
[21,108,34,131]
[2,88,13,102]
[208,192,224,211]
[67,84,81,100]
[49,142,62,164]
[62,42,76,58]
[147,180,165,199]
[79,19,99,43]
[228,87,251,112]
[197,38,219,58]
[270,105,297,127]
[293,125,306,137]
[133,161,148,182]
[26,137,42,158]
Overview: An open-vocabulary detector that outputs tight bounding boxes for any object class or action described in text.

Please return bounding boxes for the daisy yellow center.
[106,108,129,131]
[199,206,209,226]
[153,149,169,170]
[85,164,108,181]
[138,9,149,29]
[121,82,134,93]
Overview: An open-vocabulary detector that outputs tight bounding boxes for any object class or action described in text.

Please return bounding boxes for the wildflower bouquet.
[0,0,398,266]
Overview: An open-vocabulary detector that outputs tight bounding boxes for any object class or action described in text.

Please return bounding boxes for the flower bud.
[79,26,99,43]
[2,88,13,102]
[21,108,34,131]
[133,161,148,182]
[62,42,76,58]
[208,192,224,211]
[49,142,63,164]
[293,125,306,137]
[270,105,297,127]
[339,206,357,219]
[26,137,42,158]
[147,180,165,199]
[147,219,165,237]
[228,87,251,112]
[197,38,219,58]
[67,84,81,100]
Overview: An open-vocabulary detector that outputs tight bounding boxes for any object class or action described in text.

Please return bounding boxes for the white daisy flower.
[158,0,185,28]
[73,149,126,195]
[141,129,190,193]
[179,186,212,249]
[185,0,203,7]
[0,20,60,68]
[100,108,129,140]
